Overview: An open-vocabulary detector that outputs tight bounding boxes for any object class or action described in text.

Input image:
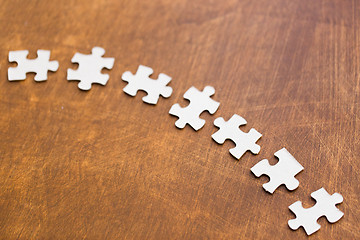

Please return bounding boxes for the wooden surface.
[0,0,359,239]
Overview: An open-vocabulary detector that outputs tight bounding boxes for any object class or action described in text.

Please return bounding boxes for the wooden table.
[0,0,359,239]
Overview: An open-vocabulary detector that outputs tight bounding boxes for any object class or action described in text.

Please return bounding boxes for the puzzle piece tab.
[288,187,344,235]
[122,65,173,104]
[8,50,59,81]
[212,114,261,159]
[67,47,114,90]
[251,148,304,193]
[169,86,219,131]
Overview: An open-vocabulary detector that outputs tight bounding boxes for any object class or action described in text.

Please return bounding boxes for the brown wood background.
[0,0,359,239]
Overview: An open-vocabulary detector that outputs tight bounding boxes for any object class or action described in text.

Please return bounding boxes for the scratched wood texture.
[0,0,359,239]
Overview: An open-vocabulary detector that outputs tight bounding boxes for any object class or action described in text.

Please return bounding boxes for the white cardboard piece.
[288,187,344,235]
[212,114,261,159]
[122,65,172,104]
[169,86,220,131]
[251,148,304,193]
[67,47,114,90]
[8,50,59,81]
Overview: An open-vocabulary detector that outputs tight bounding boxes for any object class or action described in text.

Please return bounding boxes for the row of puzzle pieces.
[7,47,343,236]
[170,87,343,236]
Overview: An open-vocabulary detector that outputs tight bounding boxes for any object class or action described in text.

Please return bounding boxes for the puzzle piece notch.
[212,114,261,159]
[251,148,304,193]
[169,86,220,131]
[288,187,344,235]
[67,47,114,90]
[122,65,173,104]
[8,50,59,81]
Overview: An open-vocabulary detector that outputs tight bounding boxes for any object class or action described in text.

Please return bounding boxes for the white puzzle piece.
[8,50,59,81]
[251,148,304,193]
[122,65,173,104]
[288,187,344,235]
[169,86,220,131]
[67,47,114,90]
[212,114,261,160]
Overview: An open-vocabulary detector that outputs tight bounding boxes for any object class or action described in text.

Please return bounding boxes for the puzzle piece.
[8,50,59,81]
[288,187,344,235]
[212,114,261,159]
[67,47,114,90]
[251,148,304,193]
[169,86,219,131]
[121,65,173,104]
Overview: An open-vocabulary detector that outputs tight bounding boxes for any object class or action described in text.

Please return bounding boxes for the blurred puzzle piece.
[8,50,59,81]
[67,47,114,90]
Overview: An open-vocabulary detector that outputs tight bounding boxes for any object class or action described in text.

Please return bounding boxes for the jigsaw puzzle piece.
[251,148,304,193]
[122,65,173,104]
[212,114,261,159]
[67,47,114,90]
[288,187,344,235]
[8,50,59,81]
[169,86,219,131]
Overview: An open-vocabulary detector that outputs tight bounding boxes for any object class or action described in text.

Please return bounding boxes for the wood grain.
[0,0,359,239]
